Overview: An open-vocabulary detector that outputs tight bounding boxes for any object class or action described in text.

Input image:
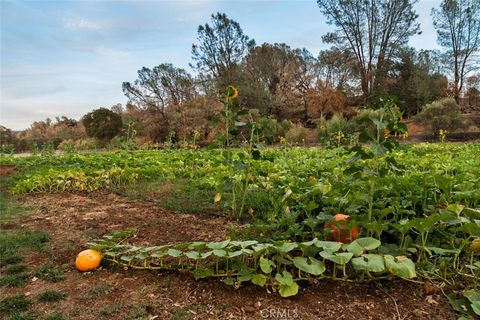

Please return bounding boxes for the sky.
[1,0,442,131]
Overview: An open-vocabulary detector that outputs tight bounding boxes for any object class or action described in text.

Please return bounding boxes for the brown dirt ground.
[0,166,15,177]
[1,192,456,320]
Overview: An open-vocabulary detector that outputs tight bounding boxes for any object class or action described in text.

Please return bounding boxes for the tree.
[122,63,195,140]
[82,108,123,143]
[241,43,314,121]
[317,0,420,98]
[466,74,480,107]
[191,12,255,88]
[432,0,480,102]
[305,86,346,119]
[390,48,448,115]
[0,125,16,148]
[123,64,195,119]
[315,47,358,93]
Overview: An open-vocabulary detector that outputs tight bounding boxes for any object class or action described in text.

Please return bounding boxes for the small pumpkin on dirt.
[324,214,359,243]
[75,249,102,272]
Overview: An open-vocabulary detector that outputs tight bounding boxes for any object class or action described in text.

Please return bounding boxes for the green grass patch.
[0,187,49,257]
[9,312,35,320]
[37,290,67,302]
[98,303,121,317]
[0,229,49,256]
[34,264,65,282]
[0,185,25,223]
[0,294,32,315]
[4,263,28,274]
[81,282,112,299]
[0,178,49,272]
[0,274,28,287]
[0,254,22,267]
[121,179,218,215]
[43,311,66,320]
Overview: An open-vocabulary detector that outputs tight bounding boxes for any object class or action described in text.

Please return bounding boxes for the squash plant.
[89,231,417,298]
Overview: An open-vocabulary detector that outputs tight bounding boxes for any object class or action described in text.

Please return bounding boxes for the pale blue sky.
[1,0,441,130]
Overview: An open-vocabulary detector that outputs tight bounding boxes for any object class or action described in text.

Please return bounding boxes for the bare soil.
[0,166,15,177]
[1,192,456,320]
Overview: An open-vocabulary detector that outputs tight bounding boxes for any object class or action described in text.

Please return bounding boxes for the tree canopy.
[432,0,480,102]
[317,0,420,98]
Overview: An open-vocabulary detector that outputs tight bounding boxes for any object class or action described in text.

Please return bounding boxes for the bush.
[256,117,292,144]
[82,108,123,144]
[285,125,308,144]
[73,138,98,151]
[414,98,467,133]
[350,106,403,137]
[316,114,350,140]
[57,139,75,152]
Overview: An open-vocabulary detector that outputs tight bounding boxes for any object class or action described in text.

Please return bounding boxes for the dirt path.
[1,192,455,320]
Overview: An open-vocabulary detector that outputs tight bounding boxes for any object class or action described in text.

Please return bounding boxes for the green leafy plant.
[211,85,249,147]
[89,231,416,298]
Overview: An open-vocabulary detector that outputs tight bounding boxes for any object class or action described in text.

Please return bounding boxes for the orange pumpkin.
[75,249,102,272]
[324,214,359,243]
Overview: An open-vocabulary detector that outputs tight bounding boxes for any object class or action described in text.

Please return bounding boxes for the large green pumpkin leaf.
[167,249,183,257]
[259,257,275,274]
[252,243,273,253]
[293,256,325,275]
[274,242,298,254]
[315,241,342,252]
[319,251,353,265]
[352,254,385,272]
[237,268,253,282]
[463,290,480,316]
[346,237,381,256]
[251,274,267,287]
[184,251,201,260]
[384,255,416,279]
[212,249,227,257]
[207,240,230,250]
[275,271,299,298]
[227,250,243,258]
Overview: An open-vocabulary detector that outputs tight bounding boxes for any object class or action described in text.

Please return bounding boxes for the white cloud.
[63,17,104,30]
[96,47,130,59]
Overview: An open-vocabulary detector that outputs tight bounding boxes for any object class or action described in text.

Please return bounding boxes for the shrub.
[350,106,402,137]
[285,124,308,144]
[57,139,75,152]
[414,98,467,133]
[73,138,98,151]
[82,108,123,144]
[256,117,292,144]
[316,114,357,146]
[316,114,351,140]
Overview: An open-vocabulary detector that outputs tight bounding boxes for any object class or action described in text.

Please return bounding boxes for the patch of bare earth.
[0,165,15,177]
[1,192,455,320]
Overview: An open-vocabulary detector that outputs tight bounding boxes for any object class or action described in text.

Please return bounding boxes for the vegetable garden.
[1,139,479,318]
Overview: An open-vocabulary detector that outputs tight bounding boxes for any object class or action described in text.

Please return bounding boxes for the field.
[1,143,479,320]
